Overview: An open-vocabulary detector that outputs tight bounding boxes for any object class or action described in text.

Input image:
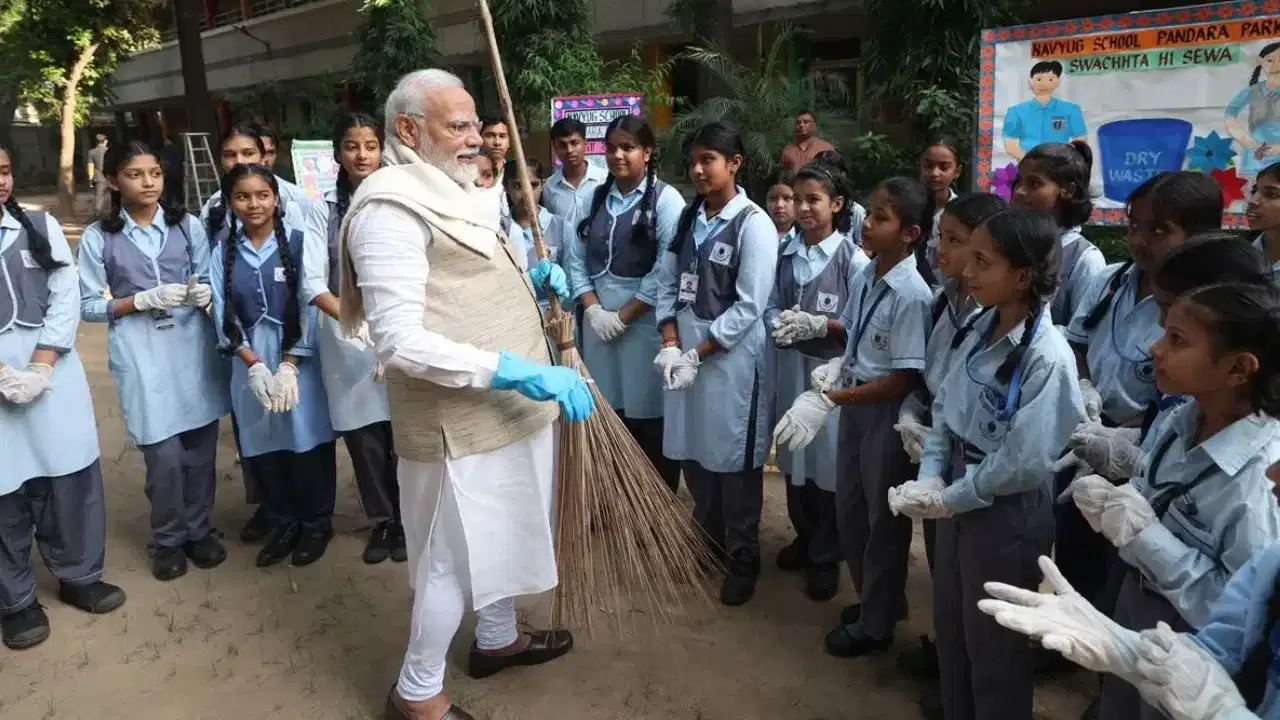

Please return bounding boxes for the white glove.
[271,362,300,414]
[772,305,828,346]
[247,362,275,411]
[664,349,700,391]
[182,276,212,309]
[887,478,951,519]
[133,283,190,312]
[0,363,53,405]
[894,405,930,464]
[978,555,1143,678]
[585,304,627,343]
[1135,622,1248,720]
[1065,474,1116,534]
[1080,378,1103,424]
[653,346,682,376]
[1099,482,1157,548]
[1051,425,1145,480]
[810,357,843,393]
[773,390,837,451]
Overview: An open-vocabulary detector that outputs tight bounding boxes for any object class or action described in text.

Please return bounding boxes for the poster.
[289,139,338,205]
[976,1,1280,226]
[550,93,645,167]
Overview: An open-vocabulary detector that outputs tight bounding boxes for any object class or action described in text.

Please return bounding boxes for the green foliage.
[352,0,441,105]
[663,25,857,194]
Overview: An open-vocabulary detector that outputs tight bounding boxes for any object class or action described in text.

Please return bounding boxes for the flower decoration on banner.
[1212,168,1248,207]
[992,163,1019,200]
[1186,131,1237,173]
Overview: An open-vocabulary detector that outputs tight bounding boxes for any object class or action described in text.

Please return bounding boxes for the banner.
[289,140,338,205]
[550,93,645,167]
[976,1,1280,226]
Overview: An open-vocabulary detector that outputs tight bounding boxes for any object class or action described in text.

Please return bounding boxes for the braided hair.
[976,208,1063,383]
[0,147,64,271]
[577,115,660,252]
[100,140,187,234]
[219,164,302,354]
[794,159,855,235]
[672,122,746,256]
[332,111,383,226]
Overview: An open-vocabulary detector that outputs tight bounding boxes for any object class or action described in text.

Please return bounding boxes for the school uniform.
[211,223,337,544]
[301,190,399,528]
[656,190,777,568]
[923,189,958,284]
[777,226,798,246]
[0,211,110,614]
[766,231,868,569]
[507,206,571,313]
[1050,227,1107,327]
[1253,234,1280,284]
[543,162,609,225]
[77,212,229,551]
[1098,402,1280,720]
[921,308,1085,720]
[567,177,686,490]
[833,253,932,641]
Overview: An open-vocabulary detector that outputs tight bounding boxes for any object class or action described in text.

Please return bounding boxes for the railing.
[157,0,328,43]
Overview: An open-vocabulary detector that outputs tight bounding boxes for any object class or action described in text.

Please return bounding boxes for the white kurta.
[346,200,558,609]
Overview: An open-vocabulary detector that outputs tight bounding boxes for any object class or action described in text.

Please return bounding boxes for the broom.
[475,0,720,634]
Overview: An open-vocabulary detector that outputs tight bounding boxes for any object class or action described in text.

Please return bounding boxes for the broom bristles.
[544,307,722,634]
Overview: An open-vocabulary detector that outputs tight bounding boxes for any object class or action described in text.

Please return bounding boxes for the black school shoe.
[840,601,909,627]
[824,623,893,658]
[1,603,50,649]
[58,581,127,614]
[292,525,333,567]
[804,562,840,602]
[239,507,273,544]
[720,552,761,607]
[775,538,809,572]
[363,521,396,565]
[389,522,408,563]
[256,523,301,568]
[185,533,228,569]
[152,545,188,581]
[898,636,940,679]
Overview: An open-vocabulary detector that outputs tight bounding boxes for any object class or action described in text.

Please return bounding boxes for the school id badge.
[678,273,699,303]
[152,310,175,330]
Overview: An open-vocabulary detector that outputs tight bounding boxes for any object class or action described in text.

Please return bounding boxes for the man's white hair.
[383,69,465,137]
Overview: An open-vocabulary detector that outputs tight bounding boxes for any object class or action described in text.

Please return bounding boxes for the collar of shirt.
[782,230,843,259]
[941,277,975,314]
[121,208,170,237]
[551,162,607,190]
[0,209,23,232]
[322,187,338,204]
[968,305,1039,351]
[696,187,751,229]
[778,226,798,245]
[606,175,650,210]
[1253,234,1280,268]
[873,252,923,293]
[1166,401,1280,477]
[235,226,279,258]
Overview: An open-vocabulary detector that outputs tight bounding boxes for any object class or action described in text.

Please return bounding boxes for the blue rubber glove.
[529,260,570,301]
[491,351,595,422]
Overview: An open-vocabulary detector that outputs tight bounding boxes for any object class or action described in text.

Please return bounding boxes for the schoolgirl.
[811,151,866,245]
[301,113,404,565]
[245,122,312,211]
[918,140,964,285]
[890,208,1085,720]
[1062,276,1280,719]
[1245,163,1280,283]
[201,126,308,236]
[504,157,572,312]
[765,158,868,602]
[565,115,686,492]
[1011,141,1107,327]
[0,146,125,650]
[653,121,776,606]
[212,164,337,569]
[765,169,797,244]
[774,176,933,656]
[77,141,230,581]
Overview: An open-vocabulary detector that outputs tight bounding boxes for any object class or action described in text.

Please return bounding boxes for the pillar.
[114,111,129,144]
[647,43,673,131]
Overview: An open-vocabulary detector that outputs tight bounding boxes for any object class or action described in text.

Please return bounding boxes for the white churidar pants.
[396,424,558,701]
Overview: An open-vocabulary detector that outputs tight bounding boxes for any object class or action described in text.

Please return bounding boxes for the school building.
[108,0,1211,147]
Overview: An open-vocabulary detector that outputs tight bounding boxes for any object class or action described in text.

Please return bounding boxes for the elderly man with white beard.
[337,69,596,720]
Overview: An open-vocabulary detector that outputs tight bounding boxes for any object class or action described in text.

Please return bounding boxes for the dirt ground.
[1,195,1091,719]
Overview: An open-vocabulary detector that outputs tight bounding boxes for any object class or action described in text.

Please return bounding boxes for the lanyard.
[1145,430,1217,520]
[850,283,891,356]
[1109,276,1153,364]
[964,310,1042,423]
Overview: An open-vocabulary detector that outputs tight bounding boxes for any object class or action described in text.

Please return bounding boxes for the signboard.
[550,93,645,168]
[289,139,339,205]
[976,1,1280,226]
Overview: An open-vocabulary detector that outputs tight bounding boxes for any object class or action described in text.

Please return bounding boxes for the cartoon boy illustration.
[1003,60,1088,161]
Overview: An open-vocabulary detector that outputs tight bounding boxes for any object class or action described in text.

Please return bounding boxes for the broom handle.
[475,0,563,316]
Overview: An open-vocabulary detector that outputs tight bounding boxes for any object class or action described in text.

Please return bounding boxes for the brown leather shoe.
[384,687,476,720]
[466,629,574,679]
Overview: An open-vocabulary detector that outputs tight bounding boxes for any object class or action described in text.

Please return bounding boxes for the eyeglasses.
[402,113,483,138]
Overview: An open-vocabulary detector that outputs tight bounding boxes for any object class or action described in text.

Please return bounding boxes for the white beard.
[418,142,479,187]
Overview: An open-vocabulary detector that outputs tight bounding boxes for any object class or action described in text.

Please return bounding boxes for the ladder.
[181,133,220,213]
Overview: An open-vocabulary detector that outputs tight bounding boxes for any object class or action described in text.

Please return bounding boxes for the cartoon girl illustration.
[1225,41,1280,177]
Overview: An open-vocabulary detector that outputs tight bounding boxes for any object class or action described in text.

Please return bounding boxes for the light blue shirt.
[565,176,685,306]
[543,162,609,226]
[300,188,338,307]
[1192,540,1280,719]
[275,175,312,215]
[1122,401,1280,628]
[79,210,211,322]
[923,279,981,398]
[0,212,77,351]
[1054,227,1108,327]
[778,226,799,246]
[1254,234,1280,284]
[836,253,932,384]
[1003,96,1087,150]
[921,310,1086,514]
[764,231,866,328]
[1065,262,1162,425]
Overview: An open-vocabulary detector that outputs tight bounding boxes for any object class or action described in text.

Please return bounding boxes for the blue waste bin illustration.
[1096,119,1193,203]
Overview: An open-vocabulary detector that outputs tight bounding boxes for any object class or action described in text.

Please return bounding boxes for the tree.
[352,0,441,109]
[0,0,31,158]
[18,0,162,215]
[173,0,217,140]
